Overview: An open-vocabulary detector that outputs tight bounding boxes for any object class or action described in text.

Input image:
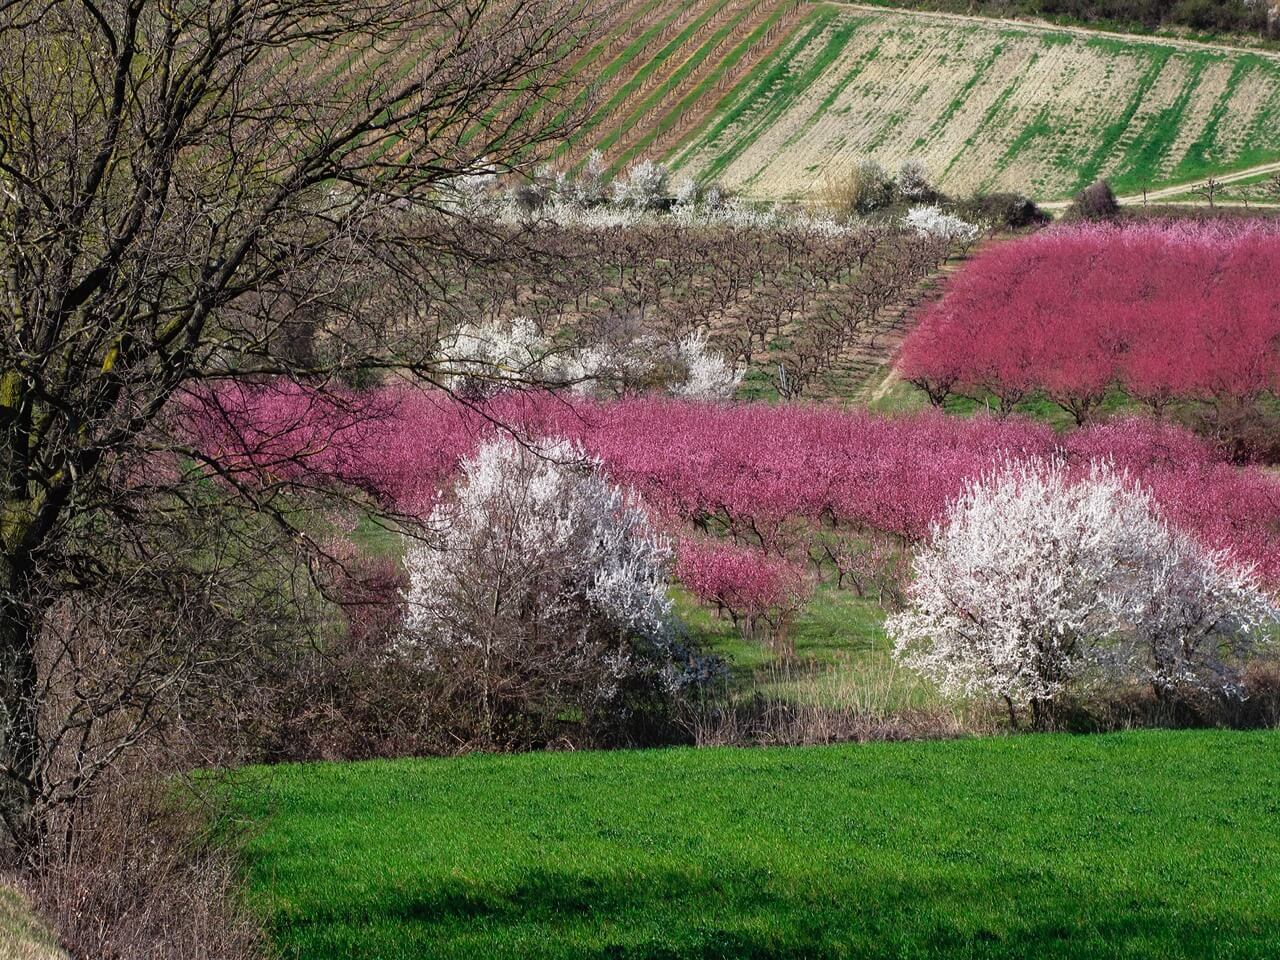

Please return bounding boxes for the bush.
[896,158,936,202]
[612,159,671,211]
[954,192,1049,229]
[21,777,266,960]
[822,158,894,215]
[440,316,553,398]
[1069,179,1121,220]
[901,205,980,245]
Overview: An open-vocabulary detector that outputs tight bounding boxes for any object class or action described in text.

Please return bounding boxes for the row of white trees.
[441,318,743,400]
[402,445,1277,734]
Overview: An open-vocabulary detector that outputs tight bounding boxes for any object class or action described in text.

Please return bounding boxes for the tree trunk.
[1030,697,1050,732]
[0,552,43,855]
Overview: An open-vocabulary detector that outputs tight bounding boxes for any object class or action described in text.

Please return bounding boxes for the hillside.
[564,1,1280,201]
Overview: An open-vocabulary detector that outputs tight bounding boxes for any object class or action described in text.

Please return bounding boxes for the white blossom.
[557,334,663,397]
[440,316,552,396]
[612,159,670,210]
[404,436,673,649]
[896,158,934,200]
[673,176,699,207]
[902,205,980,244]
[889,460,1276,709]
[574,150,611,207]
[673,330,742,400]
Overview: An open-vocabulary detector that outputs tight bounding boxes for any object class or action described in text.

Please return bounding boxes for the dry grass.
[0,882,64,960]
[20,775,267,960]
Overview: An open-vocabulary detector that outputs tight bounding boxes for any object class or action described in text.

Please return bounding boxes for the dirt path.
[824,2,1280,61]
[1038,160,1280,209]
[1115,161,1280,204]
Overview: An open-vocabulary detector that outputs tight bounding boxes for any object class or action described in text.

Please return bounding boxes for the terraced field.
[273,0,1280,202]
[550,0,809,174]
[663,4,1280,200]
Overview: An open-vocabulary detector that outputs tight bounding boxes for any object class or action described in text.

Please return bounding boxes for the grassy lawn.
[230,729,1280,959]
[676,585,943,712]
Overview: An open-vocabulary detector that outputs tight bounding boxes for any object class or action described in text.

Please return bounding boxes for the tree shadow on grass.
[273,861,1280,960]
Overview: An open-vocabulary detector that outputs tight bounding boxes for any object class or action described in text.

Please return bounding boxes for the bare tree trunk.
[0,553,42,855]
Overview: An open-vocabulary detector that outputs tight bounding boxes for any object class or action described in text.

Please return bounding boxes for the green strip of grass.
[1071,40,1174,191]
[669,10,835,174]
[231,729,1280,960]
[699,11,860,186]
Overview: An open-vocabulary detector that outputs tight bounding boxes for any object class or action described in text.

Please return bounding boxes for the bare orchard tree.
[0,0,591,853]
[1195,177,1220,209]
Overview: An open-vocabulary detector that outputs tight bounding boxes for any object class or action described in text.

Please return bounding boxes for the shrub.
[612,159,671,210]
[822,158,894,215]
[561,150,610,207]
[672,331,742,400]
[888,460,1277,727]
[672,176,699,207]
[402,436,687,745]
[896,158,936,202]
[676,538,812,658]
[23,777,266,960]
[953,192,1049,229]
[1069,179,1120,220]
[901,205,979,245]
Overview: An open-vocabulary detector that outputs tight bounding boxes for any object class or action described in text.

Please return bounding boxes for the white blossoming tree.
[889,460,1276,728]
[896,158,935,201]
[403,437,676,741]
[673,330,743,400]
[612,159,671,210]
[673,176,700,207]
[575,150,611,207]
[440,316,553,398]
[902,205,980,245]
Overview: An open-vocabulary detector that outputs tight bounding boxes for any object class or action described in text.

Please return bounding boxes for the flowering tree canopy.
[402,436,676,737]
[902,206,979,245]
[897,222,1280,420]
[440,317,557,398]
[889,460,1277,721]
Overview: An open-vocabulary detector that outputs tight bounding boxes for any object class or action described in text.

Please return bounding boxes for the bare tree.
[1196,177,1221,209]
[0,0,590,853]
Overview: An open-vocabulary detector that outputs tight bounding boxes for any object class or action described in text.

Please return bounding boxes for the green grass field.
[230,729,1280,960]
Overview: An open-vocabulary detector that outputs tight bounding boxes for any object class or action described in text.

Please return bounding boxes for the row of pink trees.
[191,385,1280,652]
[897,222,1280,426]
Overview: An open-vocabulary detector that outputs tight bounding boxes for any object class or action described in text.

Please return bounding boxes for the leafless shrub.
[21,773,266,960]
[1068,179,1121,220]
